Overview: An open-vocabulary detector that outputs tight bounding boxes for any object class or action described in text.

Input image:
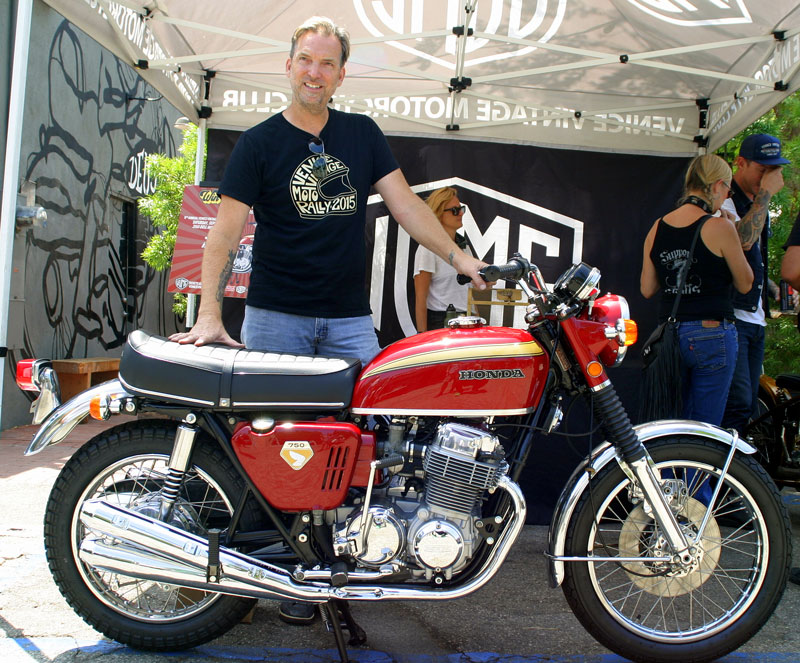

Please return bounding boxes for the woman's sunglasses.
[720,180,734,199]
[445,205,466,215]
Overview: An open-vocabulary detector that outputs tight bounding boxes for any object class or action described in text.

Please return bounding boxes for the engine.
[331,421,507,581]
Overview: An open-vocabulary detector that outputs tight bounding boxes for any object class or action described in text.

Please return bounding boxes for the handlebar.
[457,257,529,285]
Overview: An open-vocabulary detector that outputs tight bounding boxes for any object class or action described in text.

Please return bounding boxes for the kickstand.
[321,599,350,663]
[319,599,367,663]
[334,598,367,645]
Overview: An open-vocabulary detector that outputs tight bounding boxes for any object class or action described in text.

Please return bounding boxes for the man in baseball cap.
[721,134,787,433]
[738,133,791,166]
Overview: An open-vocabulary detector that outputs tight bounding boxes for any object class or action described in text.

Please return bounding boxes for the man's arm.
[782,246,800,289]
[169,195,250,346]
[736,167,784,250]
[374,169,486,288]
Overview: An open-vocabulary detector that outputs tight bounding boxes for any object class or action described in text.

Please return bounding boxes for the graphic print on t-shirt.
[659,249,701,294]
[290,154,357,219]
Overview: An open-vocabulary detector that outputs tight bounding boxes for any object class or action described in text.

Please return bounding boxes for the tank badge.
[459,368,525,380]
[280,440,314,470]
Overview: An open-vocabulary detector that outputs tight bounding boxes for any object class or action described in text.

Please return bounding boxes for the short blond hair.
[290,17,350,66]
[425,186,458,222]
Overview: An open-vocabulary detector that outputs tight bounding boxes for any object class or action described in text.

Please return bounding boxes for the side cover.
[352,326,548,416]
[232,422,375,511]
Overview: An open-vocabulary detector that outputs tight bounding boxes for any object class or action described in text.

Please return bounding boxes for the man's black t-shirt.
[219,109,399,317]
[785,212,800,249]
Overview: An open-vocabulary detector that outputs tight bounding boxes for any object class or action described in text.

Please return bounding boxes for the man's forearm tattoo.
[737,189,771,249]
[448,250,455,267]
[216,250,235,303]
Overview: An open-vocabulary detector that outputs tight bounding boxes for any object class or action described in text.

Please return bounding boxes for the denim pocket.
[685,328,727,372]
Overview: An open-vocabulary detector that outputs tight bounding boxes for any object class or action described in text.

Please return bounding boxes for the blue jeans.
[240,306,381,366]
[721,320,765,434]
[677,320,738,426]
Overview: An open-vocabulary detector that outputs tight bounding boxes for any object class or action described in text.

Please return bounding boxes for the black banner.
[207,129,690,522]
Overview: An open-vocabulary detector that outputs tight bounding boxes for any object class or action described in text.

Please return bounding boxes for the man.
[721,134,787,434]
[170,16,485,624]
[782,212,800,290]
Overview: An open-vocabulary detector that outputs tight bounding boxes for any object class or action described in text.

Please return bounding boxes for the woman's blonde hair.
[683,154,732,207]
[425,186,458,222]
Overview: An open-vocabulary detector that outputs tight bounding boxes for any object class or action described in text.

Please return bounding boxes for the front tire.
[44,420,260,651]
[562,437,790,663]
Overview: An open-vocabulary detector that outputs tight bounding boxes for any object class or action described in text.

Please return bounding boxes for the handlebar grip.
[457,258,527,285]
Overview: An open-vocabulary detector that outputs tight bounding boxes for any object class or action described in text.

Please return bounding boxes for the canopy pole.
[185,115,207,328]
[0,0,34,428]
[186,71,213,329]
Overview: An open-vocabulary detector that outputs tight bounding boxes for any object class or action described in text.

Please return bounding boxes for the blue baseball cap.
[739,133,790,165]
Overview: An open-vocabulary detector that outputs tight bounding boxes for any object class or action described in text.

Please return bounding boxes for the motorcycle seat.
[776,374,800,393]
[118,330,362,410]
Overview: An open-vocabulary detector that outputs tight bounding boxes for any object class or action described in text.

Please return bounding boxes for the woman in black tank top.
[640,154,753,426]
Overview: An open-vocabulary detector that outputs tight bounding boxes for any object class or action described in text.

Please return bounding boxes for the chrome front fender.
[546,419,756,587]
[24,380,133,456]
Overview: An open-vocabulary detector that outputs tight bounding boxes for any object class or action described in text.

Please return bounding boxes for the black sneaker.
[278,601,317,625]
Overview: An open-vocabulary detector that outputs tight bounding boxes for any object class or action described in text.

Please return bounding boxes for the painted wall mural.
[4,10,183,428]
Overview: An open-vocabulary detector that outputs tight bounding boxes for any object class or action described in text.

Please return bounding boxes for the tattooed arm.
[736,167,784,250]
[169,195,249,347]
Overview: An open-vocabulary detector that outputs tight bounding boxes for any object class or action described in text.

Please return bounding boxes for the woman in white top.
[413,186,470,331]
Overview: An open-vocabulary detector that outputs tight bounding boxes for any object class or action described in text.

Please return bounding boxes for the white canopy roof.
[42,1,800,155]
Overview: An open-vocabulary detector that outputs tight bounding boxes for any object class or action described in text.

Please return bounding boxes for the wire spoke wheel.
[73,453,231,621]
[45,421,260,651]
[563,437,790,663]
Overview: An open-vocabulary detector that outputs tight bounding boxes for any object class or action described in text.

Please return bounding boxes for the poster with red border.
[167,185,256,298]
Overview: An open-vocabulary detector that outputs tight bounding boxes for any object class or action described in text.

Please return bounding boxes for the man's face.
[286,31,345,113]
[735,156,781,198]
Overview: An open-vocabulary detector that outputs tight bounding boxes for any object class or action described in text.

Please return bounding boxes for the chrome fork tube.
[620,455,691,562]
[159,420,198,521]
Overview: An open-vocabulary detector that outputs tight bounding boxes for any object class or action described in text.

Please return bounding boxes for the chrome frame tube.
[78,475,526,603]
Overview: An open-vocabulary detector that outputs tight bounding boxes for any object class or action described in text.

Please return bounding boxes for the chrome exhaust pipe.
[78,499,330,602]
[78,476,526,602]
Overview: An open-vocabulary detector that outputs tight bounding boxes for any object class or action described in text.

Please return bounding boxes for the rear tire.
[562,437,790,663]
[44,420,260,651]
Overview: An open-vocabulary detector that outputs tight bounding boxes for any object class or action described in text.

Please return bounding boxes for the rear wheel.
[562,437,790,663]
[45,420,260,650]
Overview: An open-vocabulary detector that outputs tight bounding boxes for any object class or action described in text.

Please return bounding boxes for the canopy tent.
[32,0,800,156]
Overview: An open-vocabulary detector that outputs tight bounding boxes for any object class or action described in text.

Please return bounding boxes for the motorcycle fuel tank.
[352,326,548,416]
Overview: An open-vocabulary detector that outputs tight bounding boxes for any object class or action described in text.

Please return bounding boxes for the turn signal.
[89,394,110,420]
[622,319,638,346]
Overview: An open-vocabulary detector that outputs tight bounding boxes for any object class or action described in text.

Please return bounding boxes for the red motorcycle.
[17,255,790,663]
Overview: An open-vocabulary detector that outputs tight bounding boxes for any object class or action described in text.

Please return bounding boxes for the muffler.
[78,475,526,602]
[79,500,331,602]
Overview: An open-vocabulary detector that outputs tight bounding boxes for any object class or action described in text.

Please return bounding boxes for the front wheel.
[562,437,791,663]
[44,420,261,651]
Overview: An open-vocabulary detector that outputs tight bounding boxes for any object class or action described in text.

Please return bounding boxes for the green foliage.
[717,92,800,377]
[138,124,205,315]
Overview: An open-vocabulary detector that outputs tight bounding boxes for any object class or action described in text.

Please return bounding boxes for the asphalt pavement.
[2,419,800,663]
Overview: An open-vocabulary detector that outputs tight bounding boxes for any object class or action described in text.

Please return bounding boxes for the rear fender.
[546,420,756,587]
[24,380,133,456]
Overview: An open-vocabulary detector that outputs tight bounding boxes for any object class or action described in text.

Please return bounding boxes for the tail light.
[16,358,48,392]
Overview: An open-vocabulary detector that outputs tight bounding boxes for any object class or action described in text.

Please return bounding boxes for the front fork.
[590,384,695,560]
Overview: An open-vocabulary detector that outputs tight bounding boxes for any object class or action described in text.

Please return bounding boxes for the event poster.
[167,185,256,298]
